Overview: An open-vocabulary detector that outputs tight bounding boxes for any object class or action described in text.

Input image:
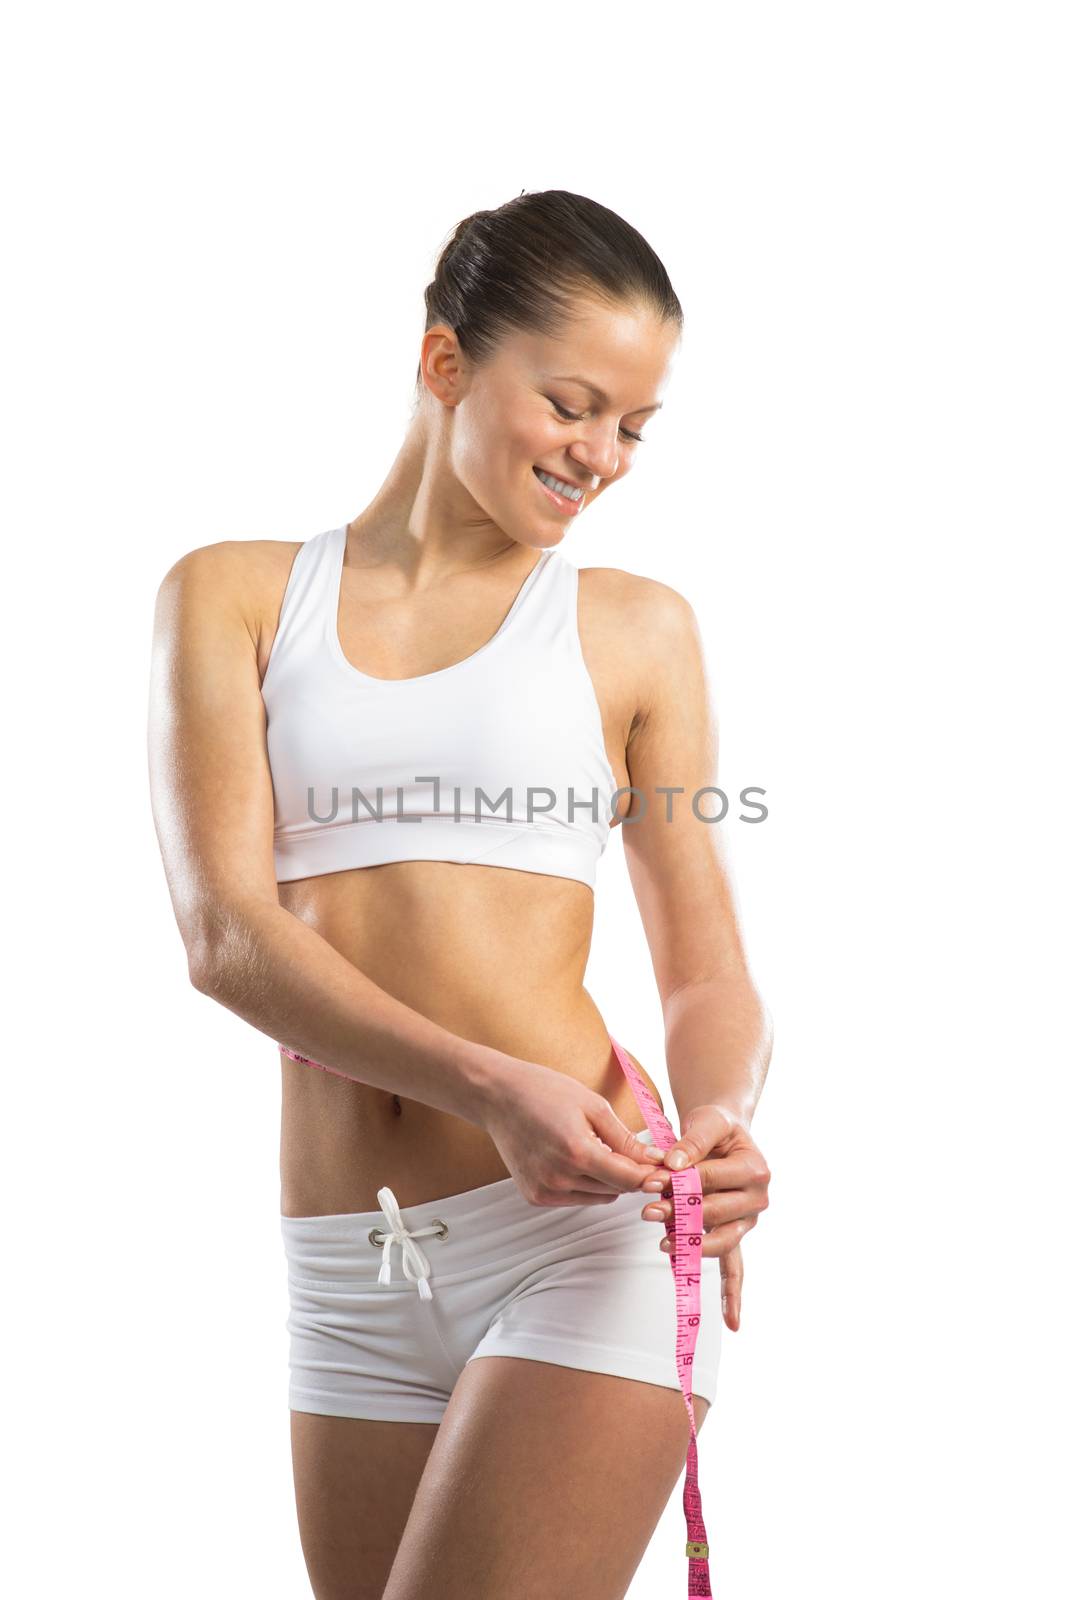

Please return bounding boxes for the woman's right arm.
[147,541,663,1204]
[146,540,505,1124]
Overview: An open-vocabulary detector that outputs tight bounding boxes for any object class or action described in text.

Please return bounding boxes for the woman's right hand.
[477,1057,666,1207]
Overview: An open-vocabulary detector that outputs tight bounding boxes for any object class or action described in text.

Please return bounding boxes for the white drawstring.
[372,1187,443,1301]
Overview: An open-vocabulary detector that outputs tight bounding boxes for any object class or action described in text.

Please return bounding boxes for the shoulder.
[574,563,702,657]
[155,537,301,599]
[154,537,304,642]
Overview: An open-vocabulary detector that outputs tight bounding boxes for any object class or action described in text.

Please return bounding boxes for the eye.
[550,400,583,423]
[549,399,645,444]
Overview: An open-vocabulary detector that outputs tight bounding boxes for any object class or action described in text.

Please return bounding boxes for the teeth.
[535,467,583,503]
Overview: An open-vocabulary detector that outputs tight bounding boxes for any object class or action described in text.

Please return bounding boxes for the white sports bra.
[260,525,620,890]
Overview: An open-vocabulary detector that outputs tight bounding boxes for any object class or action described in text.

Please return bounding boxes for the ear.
[420,324,467,406]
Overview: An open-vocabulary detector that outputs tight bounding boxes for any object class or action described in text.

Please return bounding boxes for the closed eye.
[550,400,645,444]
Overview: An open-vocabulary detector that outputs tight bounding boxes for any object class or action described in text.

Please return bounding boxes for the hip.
[280,1025,664,1217]
[279,1125,722,1419]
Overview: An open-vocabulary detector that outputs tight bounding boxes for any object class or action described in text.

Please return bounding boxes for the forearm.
[189,898,507,1127]
[662,970,772,1132]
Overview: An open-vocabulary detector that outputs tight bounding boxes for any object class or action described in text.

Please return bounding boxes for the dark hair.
[414,188,682,396]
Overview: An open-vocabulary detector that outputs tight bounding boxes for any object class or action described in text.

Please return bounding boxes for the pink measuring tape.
[278,1033,714,1597]
[607,1033,714,1599]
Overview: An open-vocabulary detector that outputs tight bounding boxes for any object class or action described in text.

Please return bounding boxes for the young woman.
[149,189,772,1600]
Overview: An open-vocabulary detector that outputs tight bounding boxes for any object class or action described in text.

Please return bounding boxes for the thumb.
[663,1115,708,1170]
[589,1103,666,1164]
[663,1104,732,1169]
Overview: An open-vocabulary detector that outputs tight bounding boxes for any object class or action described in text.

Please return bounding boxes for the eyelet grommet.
[432,1218,449,1240]
[368,1226,385,1247]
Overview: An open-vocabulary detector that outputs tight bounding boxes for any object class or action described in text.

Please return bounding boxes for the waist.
[278,857,596,1007]
[280,1035,662,1216]
[284,1024,664,1220]
[276,861,660,1214]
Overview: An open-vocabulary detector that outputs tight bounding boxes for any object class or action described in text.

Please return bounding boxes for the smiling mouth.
[533,465,586,504]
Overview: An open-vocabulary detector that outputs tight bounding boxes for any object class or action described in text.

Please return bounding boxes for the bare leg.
[290,1412,440,1600]
[382,1356,712,1600]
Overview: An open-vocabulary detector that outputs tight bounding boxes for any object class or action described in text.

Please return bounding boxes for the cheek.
[456,400,540,472]
[450,410,497,487]
[513,421,554,467]
[451,399,560,499]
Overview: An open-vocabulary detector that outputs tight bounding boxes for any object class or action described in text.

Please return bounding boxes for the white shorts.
[280,1129,722,1424]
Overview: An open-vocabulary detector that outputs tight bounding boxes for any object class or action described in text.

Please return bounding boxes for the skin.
[149,290,772,1600]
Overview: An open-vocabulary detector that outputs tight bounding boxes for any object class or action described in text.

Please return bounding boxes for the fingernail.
[644,1205,667,1220]
[666,1151,688,1169]
[641,1177,666,1192]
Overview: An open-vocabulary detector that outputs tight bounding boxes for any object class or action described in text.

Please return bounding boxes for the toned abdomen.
[276,859,663,1216]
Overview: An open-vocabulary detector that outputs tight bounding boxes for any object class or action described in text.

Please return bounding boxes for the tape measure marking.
[607,1033,714,1599]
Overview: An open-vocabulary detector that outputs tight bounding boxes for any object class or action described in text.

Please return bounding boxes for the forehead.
[507,299,678,403]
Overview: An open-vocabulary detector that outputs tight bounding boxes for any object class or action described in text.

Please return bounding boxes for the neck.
[344,406,528,583]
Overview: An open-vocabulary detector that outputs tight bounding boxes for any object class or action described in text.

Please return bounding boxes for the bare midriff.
[277,856,663,1217]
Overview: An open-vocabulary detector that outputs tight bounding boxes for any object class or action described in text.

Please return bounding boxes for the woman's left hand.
[639,1104,771,1332]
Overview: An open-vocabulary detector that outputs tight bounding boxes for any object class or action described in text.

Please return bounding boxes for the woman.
[149,189,772,1600]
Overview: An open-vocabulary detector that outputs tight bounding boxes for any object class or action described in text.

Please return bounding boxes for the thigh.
[382,1356,710,1600]
[290,1411,439,1600]
[462,1186,723,1407]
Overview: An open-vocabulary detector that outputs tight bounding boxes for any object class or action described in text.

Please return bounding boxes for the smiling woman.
[148,187,772,1600]
[413,190,676,546]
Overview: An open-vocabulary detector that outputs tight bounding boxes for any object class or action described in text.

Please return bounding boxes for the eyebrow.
[548,374,663,415]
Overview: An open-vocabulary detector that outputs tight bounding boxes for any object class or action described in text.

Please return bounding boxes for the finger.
[644,1152,764,1193]
[568,1176,625,1196]
[583,1114,671,1191]
[642,1188,765,1230]
[661,1106,736,1169]
[550,1157,639,1197]
[720,1244,743,1332]
[583,1154,663,1193]
[659,1215,758,1257]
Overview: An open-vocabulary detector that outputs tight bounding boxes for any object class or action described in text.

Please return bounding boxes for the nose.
[568,426,619,483]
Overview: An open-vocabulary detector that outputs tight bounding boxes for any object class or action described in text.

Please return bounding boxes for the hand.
[637,1104,771,1331]
[479,1058,667,1209]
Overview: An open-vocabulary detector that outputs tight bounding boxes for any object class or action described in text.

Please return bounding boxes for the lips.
[534,465,585,492]
[532,465,586,517]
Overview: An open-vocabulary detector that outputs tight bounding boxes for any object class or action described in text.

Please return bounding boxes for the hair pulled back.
[415,188,682,395]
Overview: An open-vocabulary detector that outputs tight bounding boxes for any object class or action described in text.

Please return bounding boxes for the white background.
[3,3,1064,1595]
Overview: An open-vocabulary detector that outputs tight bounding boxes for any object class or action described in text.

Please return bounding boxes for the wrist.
[679,1097,754,1135]
[450,1038,515,1127]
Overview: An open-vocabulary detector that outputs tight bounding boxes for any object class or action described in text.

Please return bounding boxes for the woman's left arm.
[620,577,773,1329]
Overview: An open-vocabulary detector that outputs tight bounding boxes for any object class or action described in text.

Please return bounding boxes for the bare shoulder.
[156,536,300,599]
[154,537,303,648]
[575,563,702,660]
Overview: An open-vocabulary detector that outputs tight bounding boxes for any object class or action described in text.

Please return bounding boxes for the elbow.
[187,942,222,995]
[184,918,231,996]
[759,998,775,1065]
[181,893,278,997]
